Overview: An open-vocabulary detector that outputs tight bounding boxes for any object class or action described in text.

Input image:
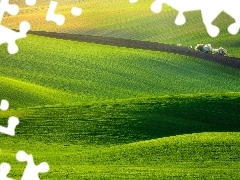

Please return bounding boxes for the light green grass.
[1,94,240,179]
[0,35,240,107]
[0,76,84,107]
[1,132,240,179]
[4,0,240,57]
[1,2,240,179]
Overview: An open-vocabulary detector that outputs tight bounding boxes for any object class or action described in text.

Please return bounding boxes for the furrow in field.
[29,31,240,70]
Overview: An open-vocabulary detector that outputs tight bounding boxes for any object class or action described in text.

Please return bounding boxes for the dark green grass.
[1,93,240,145]
[1,35,240,108]
[1,93,240,179]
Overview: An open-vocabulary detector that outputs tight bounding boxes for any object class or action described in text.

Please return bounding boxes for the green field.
[1,94,240,179]
[2,132,240,179]
[1,1,240,179]
[1,35,240,107]
[0,34,240,179]
[4,0,240,57]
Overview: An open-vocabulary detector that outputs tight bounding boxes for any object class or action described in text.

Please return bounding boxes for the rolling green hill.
[4,0,240,57]
[2,132,240,179]
[1,1,240,179]
[0,35,239,179]
[1,94,240,179]
[1,93,240,144]
[0,34,240,107]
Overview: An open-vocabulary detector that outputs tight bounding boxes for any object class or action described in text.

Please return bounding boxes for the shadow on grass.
[0,94,240,145]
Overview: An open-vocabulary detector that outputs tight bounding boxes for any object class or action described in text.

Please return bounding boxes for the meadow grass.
[0,93,240,179]
[4,0,240,57]
[1,3,240,178]
[1,93,240,144]
[0,35,240,108]
[2,132,240,179]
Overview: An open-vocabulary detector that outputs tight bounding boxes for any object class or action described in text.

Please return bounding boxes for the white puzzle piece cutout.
[0,21,30,54]
[0,99,19,136]
[0,100,9,111]
[46,1,65,26]
[25,0,37,6]
[16,151,50,180]
[0,0,31,54]
[71,7,82,17]
[0,116,19,136]
[0,0,19,23]
[0,163,14,180]
[150,0,240,37]
[0,0,83,53]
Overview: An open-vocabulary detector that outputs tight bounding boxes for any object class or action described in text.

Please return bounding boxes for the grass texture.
[0,94,240,179]
[3,0,240,57]
[0,35,240,108]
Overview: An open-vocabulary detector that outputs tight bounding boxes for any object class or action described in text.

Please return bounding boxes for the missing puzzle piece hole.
[46,1,65,26]
[0,100,9,111]
[19,21,31,34]
[0,116,19,136]
[8,116,20,128]
[7,4,19,16]
[151,0,162,13]
[228,23,239,35]
[16,151,50,179]
[16,151,30,162]
[7,21,30,55]
[71,7,82,16]
[175,12,186,25]
[0,163,13,180]
[25,0,37,6]
[8,42,18,54]
[207,25,220,37]
[0,21,30,55]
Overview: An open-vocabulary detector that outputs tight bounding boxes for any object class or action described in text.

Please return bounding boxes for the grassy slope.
[1,93,240,144]
[2,133,240,179]
[1,2,240,178]
[4,0,240,57]
[0,35,240,108]
[1,94,240,179]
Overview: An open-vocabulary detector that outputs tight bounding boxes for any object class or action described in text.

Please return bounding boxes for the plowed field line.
[29,31,240,70]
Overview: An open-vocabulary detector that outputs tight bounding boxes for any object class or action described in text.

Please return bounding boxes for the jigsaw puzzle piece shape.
[16,151,49,180]
[0,116,19,136]
[0,163,14,180]
[0,100,9,111]
[0,0,19,23]
[150,0,221,37]
[71,7,82,17]
[46,1,65,26]
[151,0,163,13]
[175,12,186,25]
[224,2,240,35]
[0,21,30,54]
[150,0,240,37]
[201,5,222,37]
[25,0,37,6]
[228,23,240,35]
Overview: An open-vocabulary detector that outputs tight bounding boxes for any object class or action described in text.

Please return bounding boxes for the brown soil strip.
[29,31,240,70]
